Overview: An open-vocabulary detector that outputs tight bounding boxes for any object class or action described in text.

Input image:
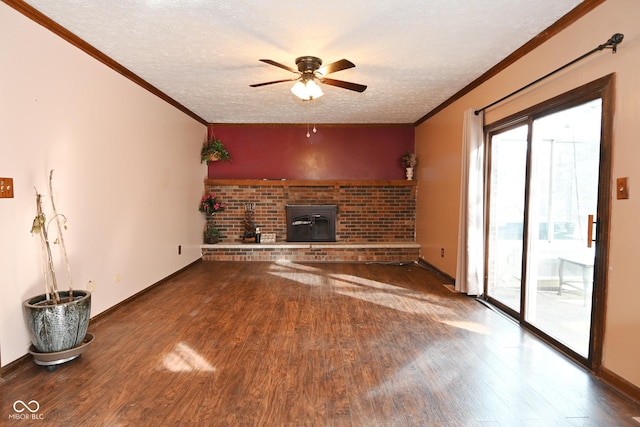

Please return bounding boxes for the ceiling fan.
[250,56,367,100]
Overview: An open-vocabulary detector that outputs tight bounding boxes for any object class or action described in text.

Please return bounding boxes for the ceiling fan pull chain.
[313,98,317,134]
[306,99,311,138]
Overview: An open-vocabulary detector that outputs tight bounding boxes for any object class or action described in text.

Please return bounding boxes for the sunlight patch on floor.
[329,273,402,291]
[268,267,454,315]
[333,285,452,316]
[333,287,426,314]
[268,261,326,285]
[269,271,325,286]
[161,342,216,372]
[439,319,489,335]
[271,261,322,272]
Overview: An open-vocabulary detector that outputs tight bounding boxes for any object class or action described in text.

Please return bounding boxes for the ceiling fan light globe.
[306,79,324,99]
[291,81,307,99]
[291,80,323,100]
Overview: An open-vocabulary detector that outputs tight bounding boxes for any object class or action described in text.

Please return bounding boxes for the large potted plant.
[200,137,231,163]
[23,170,92,370]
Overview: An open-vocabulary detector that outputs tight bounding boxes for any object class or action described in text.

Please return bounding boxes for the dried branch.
[48,170,73,301]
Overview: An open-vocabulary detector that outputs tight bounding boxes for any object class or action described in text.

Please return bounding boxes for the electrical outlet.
[114,274,122,282]
[86,281,96,292]
[441,248,445,257]
[0,177,14,199]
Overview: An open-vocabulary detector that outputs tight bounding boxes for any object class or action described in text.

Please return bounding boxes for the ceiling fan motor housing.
[296,56,323,75]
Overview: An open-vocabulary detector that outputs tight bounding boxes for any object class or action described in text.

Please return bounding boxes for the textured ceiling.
[23,0,584,124]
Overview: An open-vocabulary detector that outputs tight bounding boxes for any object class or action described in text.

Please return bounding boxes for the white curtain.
[455,108,485,295]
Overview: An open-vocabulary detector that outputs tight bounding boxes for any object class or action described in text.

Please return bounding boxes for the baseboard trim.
[417,257,455,284]
[0,353,29,380]
[598,366,640,405]
[1,258,202,378]
[89,258,202,326]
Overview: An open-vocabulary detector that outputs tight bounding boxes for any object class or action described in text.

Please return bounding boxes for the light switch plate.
[617,177,629,199]
[0,177,14,198]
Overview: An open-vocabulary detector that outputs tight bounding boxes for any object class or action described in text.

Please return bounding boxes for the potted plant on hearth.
[199,192,226,243]
[200,137,231,163]
[203,223,221,244]
[401,152,417,180]
[23,170,93,371]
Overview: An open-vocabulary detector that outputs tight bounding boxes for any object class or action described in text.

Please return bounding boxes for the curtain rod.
[474,33,623,115]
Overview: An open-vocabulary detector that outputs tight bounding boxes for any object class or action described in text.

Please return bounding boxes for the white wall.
[0,3,207,366]
[415,0,640,389]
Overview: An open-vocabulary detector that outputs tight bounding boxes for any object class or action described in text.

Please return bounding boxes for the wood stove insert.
[286,205,337,242]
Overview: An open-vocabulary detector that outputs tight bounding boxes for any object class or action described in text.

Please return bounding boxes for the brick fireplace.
[201,179,419,262]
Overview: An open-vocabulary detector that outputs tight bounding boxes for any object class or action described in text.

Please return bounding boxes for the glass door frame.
[482,74,614,370]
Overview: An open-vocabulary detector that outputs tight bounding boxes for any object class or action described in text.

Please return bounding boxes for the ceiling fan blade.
[250,78,297,88]
[321,77,367,93]
[317,59,355,75]
[259,59,298,74]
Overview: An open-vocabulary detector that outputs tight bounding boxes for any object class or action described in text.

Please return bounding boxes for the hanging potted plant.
[24,170,92,370]
[401,152,417,180]
[200,137,231,163]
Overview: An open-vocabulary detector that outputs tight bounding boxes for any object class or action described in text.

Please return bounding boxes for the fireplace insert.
[286,205,337,242]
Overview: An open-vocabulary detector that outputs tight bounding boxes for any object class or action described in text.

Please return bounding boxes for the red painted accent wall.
[207,124,414,180]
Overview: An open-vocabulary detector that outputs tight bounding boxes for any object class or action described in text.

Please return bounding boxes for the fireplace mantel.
[204,179,415,187]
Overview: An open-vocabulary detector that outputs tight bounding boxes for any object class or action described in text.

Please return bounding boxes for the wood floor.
[2,261,639,426]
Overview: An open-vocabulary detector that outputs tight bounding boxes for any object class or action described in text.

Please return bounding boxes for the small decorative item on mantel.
[401,152,417,180]
[200,137,232,163]
[261,232,276,243]
[242,203,258,243]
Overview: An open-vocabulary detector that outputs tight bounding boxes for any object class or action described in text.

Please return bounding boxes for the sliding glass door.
[485,89,608,363]
[523,101,601,356]
[486,125,528,314]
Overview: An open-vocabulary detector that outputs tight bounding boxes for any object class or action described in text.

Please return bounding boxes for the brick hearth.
[200,179,418,262]
[201,242,420,263]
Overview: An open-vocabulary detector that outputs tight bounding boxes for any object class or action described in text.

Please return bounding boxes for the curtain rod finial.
[601,33,624,53]
[610,33,624,44]
[611,33,624,53]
